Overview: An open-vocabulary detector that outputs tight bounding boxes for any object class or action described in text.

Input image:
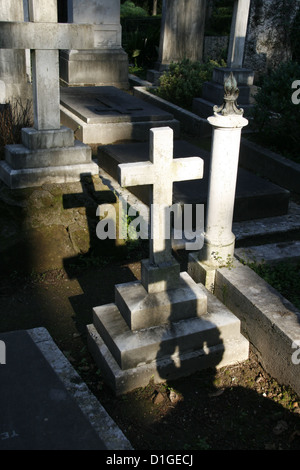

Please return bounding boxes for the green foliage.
[205,0,234,36]
[120,1,148,18]
[250,61,300,162]
[249,261,300,310]
[154,58,226,109]
[290,8,300,62]
[122,16,161,67]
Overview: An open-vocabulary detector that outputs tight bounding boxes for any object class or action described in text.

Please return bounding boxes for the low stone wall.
[214,260,300,398]
[240,138,300,194]
[133,86,211,137]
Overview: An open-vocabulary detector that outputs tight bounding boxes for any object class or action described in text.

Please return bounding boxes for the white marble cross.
[118,127,204,265]
[0,0,94,130]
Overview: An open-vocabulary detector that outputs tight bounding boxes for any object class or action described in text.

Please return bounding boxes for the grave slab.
[0,328,132,450]
[98,140,290,222]
[60,86,180,144]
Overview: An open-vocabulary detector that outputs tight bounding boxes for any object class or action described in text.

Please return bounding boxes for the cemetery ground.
[0,147,300,451]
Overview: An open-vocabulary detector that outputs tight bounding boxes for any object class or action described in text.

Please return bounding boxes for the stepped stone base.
[87,270,249,395]
[0,126,98,189]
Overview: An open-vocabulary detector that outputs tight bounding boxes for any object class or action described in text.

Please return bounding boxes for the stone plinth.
[59,0,128,88]
[87,278,249,395]
[0,126,98,189]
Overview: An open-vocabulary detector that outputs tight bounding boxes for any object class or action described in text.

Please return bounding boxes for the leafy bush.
[205,0,234,36]
[250,61,300,162]
[120,1,148,18]
[153,58,226,109]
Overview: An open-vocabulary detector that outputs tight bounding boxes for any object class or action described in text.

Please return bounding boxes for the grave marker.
[87,126,249,395]
[0,0,32,105]
[59,0,128,89]
[0,0,99,188]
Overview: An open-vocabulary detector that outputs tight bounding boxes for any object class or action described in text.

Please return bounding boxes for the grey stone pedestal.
[87,269,249,395]
[0,126,98,189]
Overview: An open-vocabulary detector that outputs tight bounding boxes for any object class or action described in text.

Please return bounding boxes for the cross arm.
[172,157,204,182]
[0,22,94,50]
[118,162,155,188]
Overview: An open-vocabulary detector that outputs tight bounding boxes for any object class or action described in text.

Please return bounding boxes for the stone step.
[92,284,244,372]
[235,240,300,265]
[87,280,249,395]
[98,139,290,222]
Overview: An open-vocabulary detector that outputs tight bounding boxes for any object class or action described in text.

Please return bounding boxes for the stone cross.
[118,127,204,266]
[0,0,94,130]
[227,0,251,68]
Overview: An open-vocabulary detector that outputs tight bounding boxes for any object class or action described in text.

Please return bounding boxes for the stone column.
[59,0,128,88]
[0,0,32,104]
[189,73,248,288]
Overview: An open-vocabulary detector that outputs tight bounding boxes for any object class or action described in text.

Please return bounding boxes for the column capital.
[208,112,248,129]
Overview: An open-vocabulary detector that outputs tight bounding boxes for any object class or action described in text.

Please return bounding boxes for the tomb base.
[59,86,180,145]
[87,269,249,395]
[0,126,98,189]
[59,49,129,89]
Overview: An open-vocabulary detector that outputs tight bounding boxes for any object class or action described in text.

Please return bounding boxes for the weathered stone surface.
[214,260,300,398]
[115,272,208,330]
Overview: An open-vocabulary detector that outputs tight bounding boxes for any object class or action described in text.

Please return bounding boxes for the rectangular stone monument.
[0,0,32,104]
[59,0,128,89]
[60,86,180,144]
[193,0,256,119]
[87,127,249,395]
[0,0,99,189]
[147,0,207,84]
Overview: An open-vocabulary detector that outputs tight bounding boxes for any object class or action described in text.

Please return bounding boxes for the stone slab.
[0,22,94,50]
[115,272,208,330]
[0,328,132,450]
[0,159,99,189]
[60,87,174,124]
[235,241,300,265]
[5,140,92,170]
[60,87,180,144]
[21,126,74,150]
[87,322,249,396]
[92,284,244,371]
[98,140,290,222]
